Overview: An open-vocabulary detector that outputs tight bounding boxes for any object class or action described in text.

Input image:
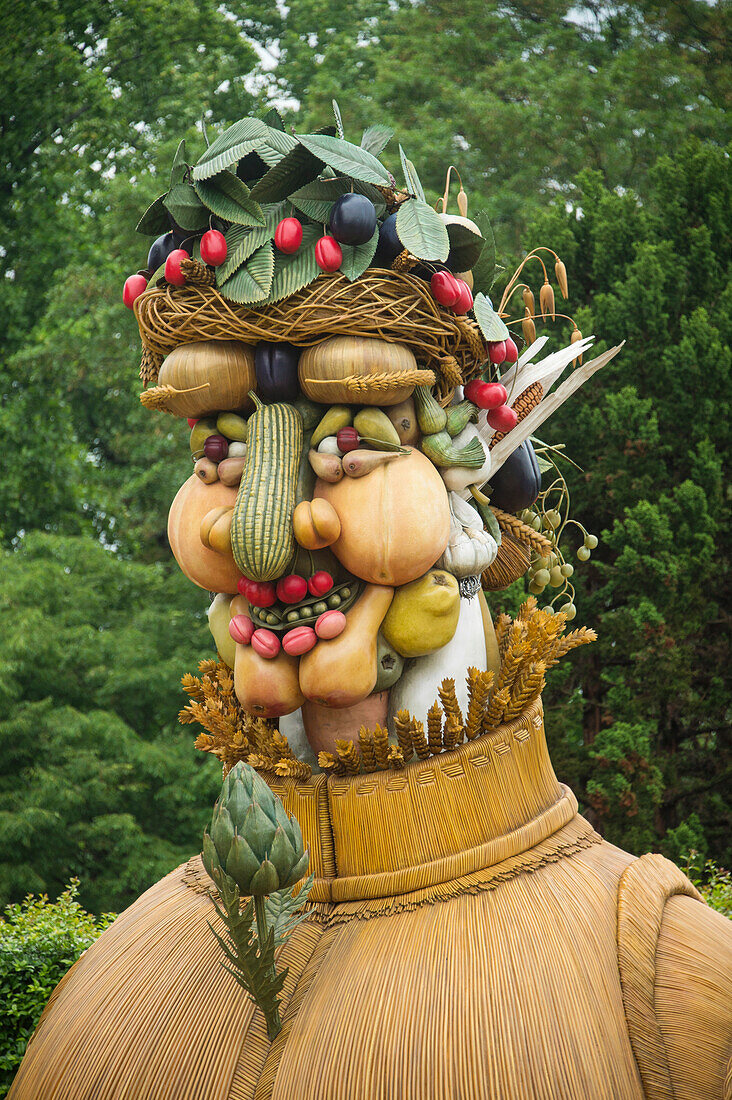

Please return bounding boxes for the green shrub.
[682,853,732,920]
[0,880,113,1096]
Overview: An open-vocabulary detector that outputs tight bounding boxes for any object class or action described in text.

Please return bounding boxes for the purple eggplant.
[488,440,541,512]
[255,342,300,404]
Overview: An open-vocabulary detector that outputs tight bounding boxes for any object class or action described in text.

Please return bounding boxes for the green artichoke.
[202,762,309,897]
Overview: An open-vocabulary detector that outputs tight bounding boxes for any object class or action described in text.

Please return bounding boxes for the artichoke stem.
[253,894,282,1040]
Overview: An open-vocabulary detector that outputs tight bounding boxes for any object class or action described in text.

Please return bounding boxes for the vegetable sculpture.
[130,102,623,755]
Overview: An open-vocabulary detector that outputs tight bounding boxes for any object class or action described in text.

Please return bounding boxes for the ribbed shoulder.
[617,853,706,1100]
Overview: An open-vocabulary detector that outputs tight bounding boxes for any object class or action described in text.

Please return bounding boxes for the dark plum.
[147,231,177,274]
[372,212,402,267]
[329,194,377,245]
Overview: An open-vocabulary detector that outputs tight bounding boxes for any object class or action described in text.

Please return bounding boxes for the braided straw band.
[491,507,553,557]
[134,269,487,395]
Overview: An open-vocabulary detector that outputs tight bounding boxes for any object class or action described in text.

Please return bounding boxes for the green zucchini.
[230,393,303,581]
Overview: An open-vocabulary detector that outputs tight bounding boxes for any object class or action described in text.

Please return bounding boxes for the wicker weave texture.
[134,269,487,394]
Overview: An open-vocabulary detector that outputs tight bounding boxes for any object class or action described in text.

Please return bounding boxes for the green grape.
[559,602,577,621]
[577,546,591,562]
[529,579,545,595]
[534,568,551,586]
[549,566,563,587]
[546,509,562,529]
[585,534,599,549]
[544,605,555,615]
[560,563,574,578]
[549,552,559,566]
[537,555,551,570]
[531,516,542,531]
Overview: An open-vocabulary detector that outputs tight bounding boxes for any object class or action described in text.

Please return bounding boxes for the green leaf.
[255,126,299,167]
[445,221,485,271]
[262,107,285,131]
[249,143,325,203]
[218,242,274,303]
[361,124,393,157]
[289,178,386,224]
[193,140,261,181]
[269,225,322,303]
[170,140,188,187]
[332,99,344,139]
[194,172,266,226]
[473,293,510,341]
[399,146,425,203]
[216,202,286,283]
[297,134,392,186]
[339,226,379,281]
[163,183,209,231]
[470,211,497,294]
[265,874,314,947]
[196,118,269,172]
[136,194,169,235]
[395,199,450,261]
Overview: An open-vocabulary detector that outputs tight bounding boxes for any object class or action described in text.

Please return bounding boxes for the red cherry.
[504,337,519,363]
[276,574,308,604]
[452,279,474,315]
[430,270,461,307]
[200,229,228,266]
[476,382,508,410]
[229,614,254,645]
[308,571,334,597]
[315,236,343,272]
[164,248,189,286]
[251,628,281,658]
[486,404,518,432]
[463,379,485,404]
[487,340,507,365]
[274,218,303,254]
[237,578,277,607]
[203,434,229,462]
[122,273,148,309]
[187,418,198,428]
[336,426,359,453]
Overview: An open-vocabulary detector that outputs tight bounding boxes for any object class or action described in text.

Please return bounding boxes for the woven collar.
[266,698,579,904]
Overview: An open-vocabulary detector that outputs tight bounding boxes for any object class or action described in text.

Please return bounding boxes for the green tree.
[0,533,220,911]
[523,140,731,863]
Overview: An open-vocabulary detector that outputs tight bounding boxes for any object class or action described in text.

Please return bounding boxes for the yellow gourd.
[234,644,305,718]
[298,584,394,707]
[167,476,242,592]
[157,341,256,418]
[315,448,450,586]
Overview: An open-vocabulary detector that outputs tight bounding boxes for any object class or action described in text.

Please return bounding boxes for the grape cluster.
[519,501,599,621]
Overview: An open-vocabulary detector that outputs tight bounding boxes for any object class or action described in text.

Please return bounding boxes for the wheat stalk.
[427,703,443,755]
[394,710,414,763]
[335,739,361,775]
[411,719,430,760]
[358,725,378,773]
[465,668,494,740]
[304,368,436,395]
[438,678,463,730]
[139,381,210,413]
[491,508,553,556]
[373,724,390,770]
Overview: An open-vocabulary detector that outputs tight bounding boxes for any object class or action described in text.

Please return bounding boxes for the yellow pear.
[381,569,460,658]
